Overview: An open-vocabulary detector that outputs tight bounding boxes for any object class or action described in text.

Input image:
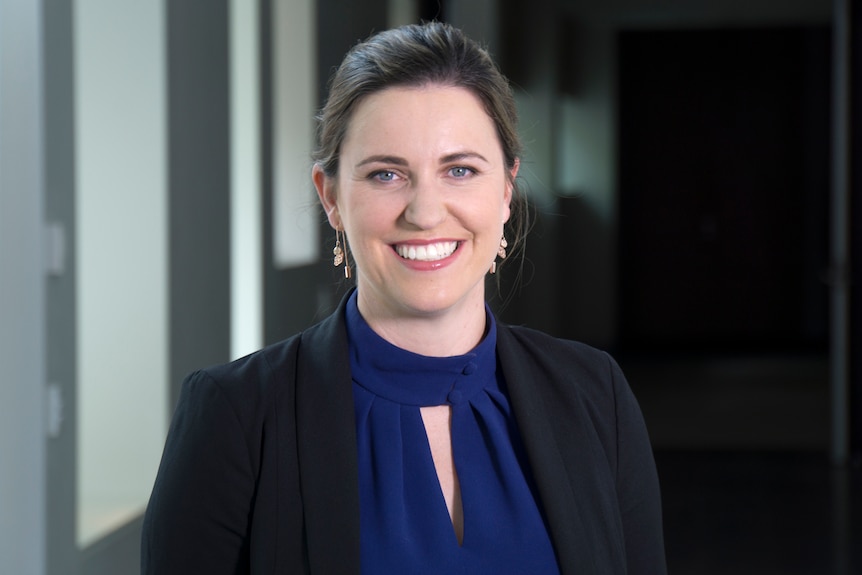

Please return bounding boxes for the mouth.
[394,241,459,262]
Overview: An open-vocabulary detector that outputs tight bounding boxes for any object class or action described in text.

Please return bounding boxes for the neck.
[356,292,487,357]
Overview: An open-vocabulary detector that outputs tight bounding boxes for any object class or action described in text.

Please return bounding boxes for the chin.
[399,284,482,317]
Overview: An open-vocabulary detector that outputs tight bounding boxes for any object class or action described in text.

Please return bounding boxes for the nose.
[403,178,447,230]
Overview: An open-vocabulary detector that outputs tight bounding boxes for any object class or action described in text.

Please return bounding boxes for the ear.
[312,164,341,229]
[502,158,520,223]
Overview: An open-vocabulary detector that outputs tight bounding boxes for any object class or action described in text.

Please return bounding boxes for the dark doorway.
[617,27,831,354]
[614,24,849,575]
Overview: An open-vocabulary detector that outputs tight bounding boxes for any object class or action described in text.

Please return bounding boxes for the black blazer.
[142,296,666,574]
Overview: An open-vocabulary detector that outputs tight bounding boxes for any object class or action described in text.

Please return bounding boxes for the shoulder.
[495,322,633,422]
[179,307,347,424]
[496,322,622,382]
[201,333,302,393]
[184,333,300,408]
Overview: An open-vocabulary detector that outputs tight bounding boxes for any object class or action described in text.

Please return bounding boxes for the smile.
[394,241,459,262]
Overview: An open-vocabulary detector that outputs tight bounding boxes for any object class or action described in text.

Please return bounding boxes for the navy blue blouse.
[346,293,560,574]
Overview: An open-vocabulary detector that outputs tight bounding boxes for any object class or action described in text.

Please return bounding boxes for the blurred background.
[0,0,858,573]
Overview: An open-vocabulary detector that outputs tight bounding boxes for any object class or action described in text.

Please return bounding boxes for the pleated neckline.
[345,292,498,407]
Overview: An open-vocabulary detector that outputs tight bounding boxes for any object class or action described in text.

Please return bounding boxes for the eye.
[370,170,399,183]
[449,166,475,178]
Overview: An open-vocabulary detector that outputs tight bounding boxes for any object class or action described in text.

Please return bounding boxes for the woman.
[142,22,666,574]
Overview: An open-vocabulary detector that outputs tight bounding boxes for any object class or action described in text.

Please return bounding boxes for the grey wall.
[167,0,232,407]
[43,0,78,572]
[0,1,47,573]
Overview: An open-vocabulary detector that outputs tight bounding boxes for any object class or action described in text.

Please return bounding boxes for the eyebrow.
[440,151,489,164]
[355,155,408,168]
[355,151,489,168]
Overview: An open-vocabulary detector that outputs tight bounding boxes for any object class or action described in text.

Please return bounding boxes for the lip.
[391,240,461,271]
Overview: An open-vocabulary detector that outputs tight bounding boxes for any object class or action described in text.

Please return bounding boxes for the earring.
[498,235,508,259]
[332,235,344,267]
[489,234,508,274]
[332,228,352,278]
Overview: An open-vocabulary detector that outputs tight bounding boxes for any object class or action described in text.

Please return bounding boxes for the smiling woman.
[313,85,515,355]
[142,21,667,575]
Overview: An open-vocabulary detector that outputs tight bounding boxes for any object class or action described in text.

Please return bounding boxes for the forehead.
[340,84,499,153]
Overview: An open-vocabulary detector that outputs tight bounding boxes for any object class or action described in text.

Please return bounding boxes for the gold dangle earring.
[332,228,352,278]
[489,234,508,274]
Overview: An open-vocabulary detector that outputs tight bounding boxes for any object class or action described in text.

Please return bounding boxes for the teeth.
[396,241,458,261]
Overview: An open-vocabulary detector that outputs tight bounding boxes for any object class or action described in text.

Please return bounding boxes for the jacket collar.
[496,323,624,574]
[295,292,361,574]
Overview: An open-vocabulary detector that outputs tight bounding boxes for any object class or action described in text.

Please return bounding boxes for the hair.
[313,21,530,279]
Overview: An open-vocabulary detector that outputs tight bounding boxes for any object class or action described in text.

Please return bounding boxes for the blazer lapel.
[295,297,361,574]
[496,324,615,574]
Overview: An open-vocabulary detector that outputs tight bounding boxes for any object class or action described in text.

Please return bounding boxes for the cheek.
[341,199,392,244]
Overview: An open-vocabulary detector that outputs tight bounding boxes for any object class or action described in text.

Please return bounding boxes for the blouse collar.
[345,291,498,407]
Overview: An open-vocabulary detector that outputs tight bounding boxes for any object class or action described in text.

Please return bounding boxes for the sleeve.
[608,355,668,575]
[141,369,255,575]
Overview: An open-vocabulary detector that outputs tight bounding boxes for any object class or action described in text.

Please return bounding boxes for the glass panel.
[272,0,318,269]
[230,0,263,359]
[74,0,168,548]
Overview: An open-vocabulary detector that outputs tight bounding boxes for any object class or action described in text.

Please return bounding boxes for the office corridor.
[658,450,860,575]
[625,353,860,574]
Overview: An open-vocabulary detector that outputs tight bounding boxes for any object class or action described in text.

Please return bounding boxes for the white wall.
[74,0,168,547]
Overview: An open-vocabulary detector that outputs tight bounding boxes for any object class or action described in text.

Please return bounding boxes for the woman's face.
[314,84,517,322]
